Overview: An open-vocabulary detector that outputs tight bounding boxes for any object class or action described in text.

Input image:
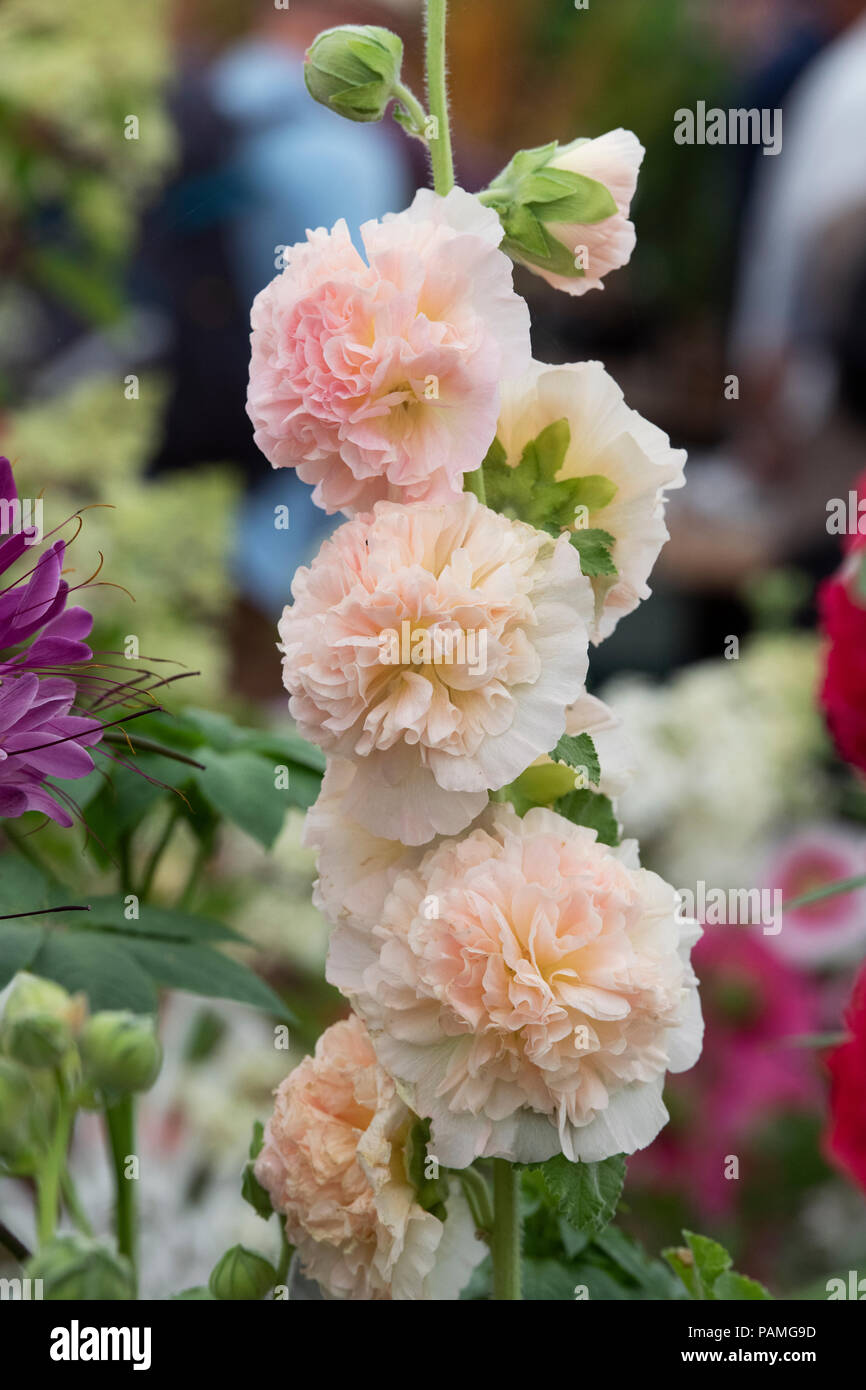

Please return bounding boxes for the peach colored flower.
[496,360,686,641]
[279,494,593,845]
[327,804,702,1168]
[305,694,632,933]
[247,187,531,515]
[254,1013,483,1300]
[536,130,644,296]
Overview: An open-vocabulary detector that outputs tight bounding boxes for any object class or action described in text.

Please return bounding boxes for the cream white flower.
[496,360,686,640]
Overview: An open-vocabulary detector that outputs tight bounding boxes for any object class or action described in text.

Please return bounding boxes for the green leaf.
[593,1226,685,1299]
[241,1119,273,1220]
[549,733,600,788]
[519,418,572,484]
[241,1164,273,1221]
[524,169,618,225]
[501,204,552,260]
[172,1287,216,1300]
[715,1271,773,1301]
[0,858,65,919]
[530,175,618,226]
[503,761,579,815]
[402,1117,449,1219]
[194,749,286,848]
[30,932,158,1014]
[81,896,241,944]
[120,938,293,1020]
[249,1120,265,1161]
[662,1230,772,1301]
[482,427,619,547]
[569,527,618,577]
[569,474,618,512]
[0,923,45,990]
[537,1154,626,1237]
[522,1257,584,1301]
[555,788,620,846]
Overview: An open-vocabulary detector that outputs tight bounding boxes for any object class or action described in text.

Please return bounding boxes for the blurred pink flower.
[632,926,822,1214]
[762,825,866,966]
[247,187,531,514]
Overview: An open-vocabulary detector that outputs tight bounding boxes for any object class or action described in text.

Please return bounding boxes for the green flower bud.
[208,1244,277,1301]
[304,25,403,123]
[2,973,84,1069]
[0,1057,58,1174]
[480,140,620,282]
[80,1011,162,1097]
[26,1235,134,1300]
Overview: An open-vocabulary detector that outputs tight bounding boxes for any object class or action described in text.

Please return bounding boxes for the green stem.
[425,0,455,194]
[3,822,54,877]
[392,81,428,139]
[61,1169,93,1236]
[457,1166,494,1238]
[784,872,866,913]
[491,1159,522,1300]
[137,802,181,901]
[36,1074,73,1246]
[464,466,487,506]
[105,1095,137,1292]
[118,831,134,897]
[176,830,213,911]
[275,1224,293,1286]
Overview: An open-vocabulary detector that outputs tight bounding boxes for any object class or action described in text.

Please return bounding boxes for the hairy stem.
[491,1159,522,1300]
[105,1095,137,1292]
[425,0,455,194]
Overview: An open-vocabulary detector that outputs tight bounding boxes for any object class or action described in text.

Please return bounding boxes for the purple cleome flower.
[0,457,102,826]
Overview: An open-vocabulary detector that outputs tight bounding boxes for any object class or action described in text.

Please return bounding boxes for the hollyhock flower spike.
[247,187,531,515]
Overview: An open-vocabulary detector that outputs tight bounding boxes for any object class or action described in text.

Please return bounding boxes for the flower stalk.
[491,1159,522,1300]
[425,0,455,195]
[105,1094,138,1294]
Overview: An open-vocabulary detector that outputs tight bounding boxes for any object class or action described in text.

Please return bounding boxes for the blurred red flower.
[825,962,866,1195]
[820,473,866,777]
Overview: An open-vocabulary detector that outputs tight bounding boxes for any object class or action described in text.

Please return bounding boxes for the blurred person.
[139,2,418,666]
[662,0,866,597]
[729,0,866,505]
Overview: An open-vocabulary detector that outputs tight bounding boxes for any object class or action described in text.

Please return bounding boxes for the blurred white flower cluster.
[603,632,830,892]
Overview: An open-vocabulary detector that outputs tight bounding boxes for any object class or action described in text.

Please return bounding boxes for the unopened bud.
[26,1235,134,1300]
[305,25,403,123]
[80,1011,162,1097]
[2,973,84,1069]
[0,1057,57,1173]
[208,1244,277,1301]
